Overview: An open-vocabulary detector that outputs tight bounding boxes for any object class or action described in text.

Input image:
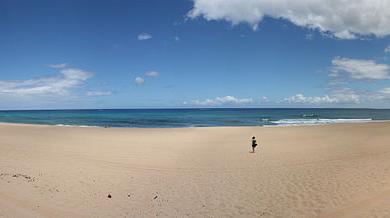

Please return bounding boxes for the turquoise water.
[0,108,388,128]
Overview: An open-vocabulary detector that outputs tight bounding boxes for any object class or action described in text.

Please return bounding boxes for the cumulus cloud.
[137,33,152,40]
[86,91,112,97]
[185,96,254,106]
[134,76,145,85]
[331,57,390,80]
[188,0,390,39]
[134,71,160,86]
[145,71,160,77]
[285,90,360,105]
[0,66,93,96]
[385,46,390,53]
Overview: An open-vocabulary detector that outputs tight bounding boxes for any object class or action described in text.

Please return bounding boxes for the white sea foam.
[55,124,100,128]
[271,118,373,126]
[55,124,73,127]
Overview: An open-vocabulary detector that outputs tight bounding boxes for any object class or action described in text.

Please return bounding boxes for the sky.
[1,0,390,109]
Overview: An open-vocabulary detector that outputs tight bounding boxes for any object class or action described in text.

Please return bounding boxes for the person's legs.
[252,146,255,153]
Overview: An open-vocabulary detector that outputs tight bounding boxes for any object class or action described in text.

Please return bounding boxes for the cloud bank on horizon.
[185,96,254,107]
[189,0,390,39]
[185,55,390,107]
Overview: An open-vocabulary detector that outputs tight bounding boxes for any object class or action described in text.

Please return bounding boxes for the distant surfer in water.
[251,136,258,153]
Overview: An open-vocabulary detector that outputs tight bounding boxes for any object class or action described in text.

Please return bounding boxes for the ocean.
[0,108,388,128]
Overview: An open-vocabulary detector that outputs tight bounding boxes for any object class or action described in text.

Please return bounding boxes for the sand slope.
[1,123,390,217]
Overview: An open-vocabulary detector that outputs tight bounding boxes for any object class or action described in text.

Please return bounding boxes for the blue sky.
[1,0,390,109]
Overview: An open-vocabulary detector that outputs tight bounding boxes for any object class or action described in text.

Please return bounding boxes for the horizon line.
[0,107,389,112]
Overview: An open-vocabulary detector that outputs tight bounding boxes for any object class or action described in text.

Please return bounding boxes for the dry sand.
[1,122,390,217]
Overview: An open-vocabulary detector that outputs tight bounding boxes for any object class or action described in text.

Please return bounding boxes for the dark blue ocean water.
[0,108,389,128]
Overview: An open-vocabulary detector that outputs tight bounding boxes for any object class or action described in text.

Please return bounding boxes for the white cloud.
[330,89,361,104]
[285,90,360,105]
[333,30,357,40]
[189,0,390,39]
[385,46,390,53]
[134,76,145,85]
[260,96,269,102]
[0,67,93,96]
[285,94,336,104]
[86,91,112,96]
[137,33,152,40]
[186,95,254,106]
[145,71,159,77]
[361,87,390,103]
[48,63,68,69]
[374,87,390,100]
[134,71,160,86]
[305,33,314,40]
[380,88,390,95]
[331,57,390,80]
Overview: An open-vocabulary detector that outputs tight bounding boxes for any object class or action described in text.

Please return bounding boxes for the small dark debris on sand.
[107,194,112,198]
[0,173,35,182]
[153,195,158,200]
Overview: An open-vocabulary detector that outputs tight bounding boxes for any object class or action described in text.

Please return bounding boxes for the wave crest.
[271,118,373,126]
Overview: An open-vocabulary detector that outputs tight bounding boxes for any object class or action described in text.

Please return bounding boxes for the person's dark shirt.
[252,139,257,146]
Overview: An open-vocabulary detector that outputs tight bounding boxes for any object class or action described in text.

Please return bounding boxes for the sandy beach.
[1,122,390,217]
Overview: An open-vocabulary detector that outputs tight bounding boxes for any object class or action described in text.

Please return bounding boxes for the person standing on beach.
[251,136,258,153]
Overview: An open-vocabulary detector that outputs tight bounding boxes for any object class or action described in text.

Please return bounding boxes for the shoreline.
[1,119,389,129]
